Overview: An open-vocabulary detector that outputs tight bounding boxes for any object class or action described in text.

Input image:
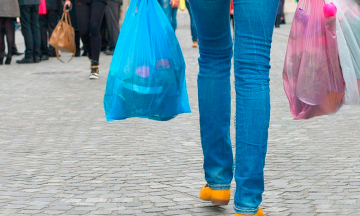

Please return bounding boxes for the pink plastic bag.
[39,0,47,15]
[283,0,345,120]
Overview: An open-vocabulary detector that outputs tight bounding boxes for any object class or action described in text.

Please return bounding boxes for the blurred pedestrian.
[67,0,81,56]
[189,0,279,215]
[119,0,130,28]
[158,0,179,31]
[17,0,42,64]
[104,0,121,55]
[39,0,62,60]
[64,0,107,79]
[12,43,24,56]
[185,0,197,47]
[0,0,20,65]
[100,15,108,52]
[230,0,234,30]
[275,0,284,28]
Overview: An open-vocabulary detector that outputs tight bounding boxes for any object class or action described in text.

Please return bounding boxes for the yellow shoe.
[199,184,230,205]
[192,41,198,48]
[235,208,265,216]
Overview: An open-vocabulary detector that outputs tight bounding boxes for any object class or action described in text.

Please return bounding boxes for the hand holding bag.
[49,11,76,63]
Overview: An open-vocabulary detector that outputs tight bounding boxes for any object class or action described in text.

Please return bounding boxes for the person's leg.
[89,1,106,62]
[188,0,234,190]
[233,0,277,214]
[4,18,15,61]
[230,14,234,31]
[39,14,49,56]
[75,30,81,56]
[119,0,130,28]
[100,14,108,52]
[30,5,41,59]
[158,0,176,31]
[185,0,197,42]
[12,41,22,56]
[0,18,5,63]
[275,14,281,28]
[104,1,120,50]
[47,10,59,56]
[76,2,91,58]
[171,7,178,31]
[20,6,34,59]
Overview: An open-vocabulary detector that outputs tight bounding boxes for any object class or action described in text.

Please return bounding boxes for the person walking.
[275,0,284,28]
[189,0,279,215]
[62,0,81,57]
[64,0,107,79]
[230,0,234,30]
[0,0,20,65]
[17,0,42,64]
[185,0,197,47]
[71,0,81,57]
[119,0,129,28]
[104,0,121,55]
[39,0,62,60]
[158,0,179,31]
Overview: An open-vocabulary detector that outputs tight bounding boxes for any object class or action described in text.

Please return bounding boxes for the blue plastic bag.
[104,0,191,121]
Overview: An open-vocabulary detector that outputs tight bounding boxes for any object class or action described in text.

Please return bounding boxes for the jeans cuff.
[234,206,258,215]
[208,183,231,190]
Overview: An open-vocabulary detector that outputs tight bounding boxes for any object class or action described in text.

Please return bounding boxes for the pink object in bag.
[39,0,47,15]
[283,0,345,120]
[323,2,337,18]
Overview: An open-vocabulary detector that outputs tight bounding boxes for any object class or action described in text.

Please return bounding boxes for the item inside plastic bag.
[283,0,345,120]
[327,0,360,105]
[103,0,191,121]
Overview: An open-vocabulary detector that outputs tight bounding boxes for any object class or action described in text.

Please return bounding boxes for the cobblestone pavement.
[1,20,360,216]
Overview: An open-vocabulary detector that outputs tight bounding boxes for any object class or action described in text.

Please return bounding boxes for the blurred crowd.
[0,0,127,66]
[1,0,286,78]
[0,0,199,79]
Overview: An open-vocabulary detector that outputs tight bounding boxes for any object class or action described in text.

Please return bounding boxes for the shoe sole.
[89,75,99,79]
[201,197,230,206]
[16,62,34,64]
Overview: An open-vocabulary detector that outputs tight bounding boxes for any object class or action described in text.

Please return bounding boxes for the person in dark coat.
[17,0,42,64]
[275,0,284,28]
[0,0,20,65]
[69,0,81,56]
[104,0,121,55]
[39,0,62,60]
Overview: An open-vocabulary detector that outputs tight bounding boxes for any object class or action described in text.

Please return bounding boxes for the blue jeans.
[157,0,178,30]
[185,0,197,42]
[188,0,278,214]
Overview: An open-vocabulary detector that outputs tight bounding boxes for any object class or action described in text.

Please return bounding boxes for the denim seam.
[208,184,231,187]
[234,206,258,212]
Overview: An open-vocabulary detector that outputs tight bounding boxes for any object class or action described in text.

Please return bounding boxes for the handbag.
[49,11,76,63]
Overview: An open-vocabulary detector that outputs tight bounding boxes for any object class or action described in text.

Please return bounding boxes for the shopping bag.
[103,0,191,121]
[49,11,76,63]
[39,0,47,15]
[329,0,360,105]
[283,0,345,120]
